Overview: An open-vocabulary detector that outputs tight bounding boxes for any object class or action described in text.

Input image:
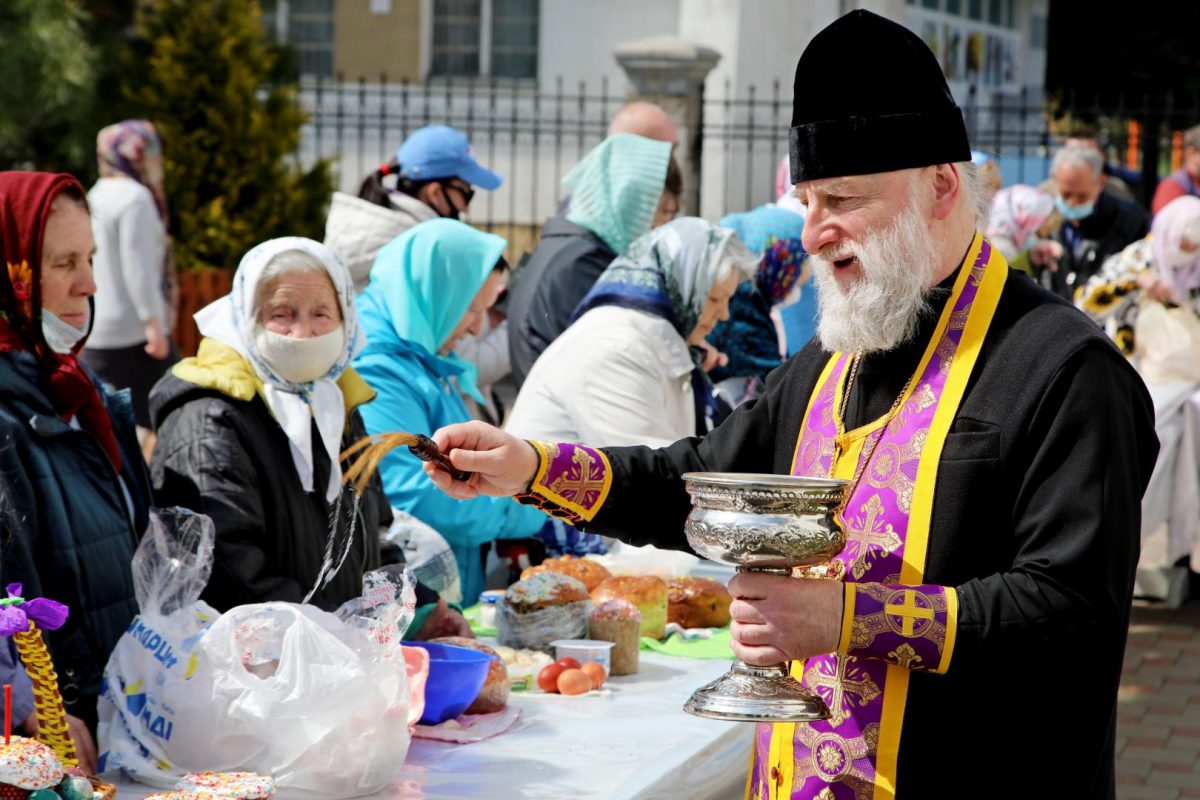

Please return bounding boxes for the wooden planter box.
[173,268,233,357]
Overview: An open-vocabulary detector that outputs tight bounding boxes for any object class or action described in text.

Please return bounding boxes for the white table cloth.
[110,651,753,800]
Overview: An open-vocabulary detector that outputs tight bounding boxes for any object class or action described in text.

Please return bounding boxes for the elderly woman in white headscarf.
[1077,195,1200,356]
[505,217,757,448]
[149,237,466,637]
[985,184,1057,271]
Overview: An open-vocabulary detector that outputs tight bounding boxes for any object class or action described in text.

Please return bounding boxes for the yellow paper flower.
[6,260,33,318]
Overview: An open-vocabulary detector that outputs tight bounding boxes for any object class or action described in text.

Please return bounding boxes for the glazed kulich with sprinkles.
[175,772,276,799]
[141,792,224,800]
[503,572,589,614]
[0,735,63,798]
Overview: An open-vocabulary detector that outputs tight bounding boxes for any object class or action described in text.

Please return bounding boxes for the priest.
[425,10,1157,799]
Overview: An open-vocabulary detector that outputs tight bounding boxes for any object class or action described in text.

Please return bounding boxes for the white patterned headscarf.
[194,237,366,501]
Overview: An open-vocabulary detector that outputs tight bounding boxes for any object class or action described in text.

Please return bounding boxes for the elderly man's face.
[797,171,920,291]
[795,168,945,354]
[1053,163,1102,210]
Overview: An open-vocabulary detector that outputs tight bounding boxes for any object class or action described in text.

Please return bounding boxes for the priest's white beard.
[812,197,944,354]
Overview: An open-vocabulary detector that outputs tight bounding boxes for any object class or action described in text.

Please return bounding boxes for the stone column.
[614,36,721,216]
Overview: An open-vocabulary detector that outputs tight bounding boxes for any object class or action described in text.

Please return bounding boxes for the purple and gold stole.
[747,234,1006,800]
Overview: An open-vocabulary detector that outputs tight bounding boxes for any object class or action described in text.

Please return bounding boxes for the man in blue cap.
[392,124,503,221]
[325,124,504,292]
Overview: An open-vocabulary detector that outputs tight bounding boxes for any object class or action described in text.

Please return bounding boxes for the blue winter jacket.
[353,295,548,605]
[0,350,150,727]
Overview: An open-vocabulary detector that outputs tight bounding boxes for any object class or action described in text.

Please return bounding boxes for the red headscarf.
[0,171,122,472]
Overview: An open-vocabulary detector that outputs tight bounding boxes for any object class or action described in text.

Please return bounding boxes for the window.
[491,0,539,78]
[431,0,482,77]
[945,0,962,14]
[967,0,983,20]
[430,0,539,79]
[261,0,334,76]
[921,0,940,9]
[987,0,1003,26]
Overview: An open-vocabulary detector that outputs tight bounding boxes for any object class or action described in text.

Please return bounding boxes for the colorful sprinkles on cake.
[506,572,588,611]
[0,735,64,790]
[177,771,276,799]
[590,599,642,622]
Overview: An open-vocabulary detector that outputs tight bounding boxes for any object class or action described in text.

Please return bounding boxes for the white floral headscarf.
[194,237,366,501]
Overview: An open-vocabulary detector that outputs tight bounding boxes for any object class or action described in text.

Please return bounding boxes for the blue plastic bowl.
[404,641,496,725]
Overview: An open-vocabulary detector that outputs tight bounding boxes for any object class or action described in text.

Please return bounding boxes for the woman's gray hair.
[1051,146,1105,181]
[254,249,334,316]
[715,237,759,285]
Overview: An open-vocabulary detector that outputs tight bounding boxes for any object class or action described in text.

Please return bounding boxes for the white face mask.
[42,309,89,355]
[253,325,346,384]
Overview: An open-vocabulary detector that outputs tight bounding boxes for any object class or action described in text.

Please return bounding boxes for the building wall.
[334,0,422,82]
[304,0,1053,222]
[539,0,679,90]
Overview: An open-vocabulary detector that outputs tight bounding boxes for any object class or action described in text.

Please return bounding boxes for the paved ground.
[1117,593,1200,799]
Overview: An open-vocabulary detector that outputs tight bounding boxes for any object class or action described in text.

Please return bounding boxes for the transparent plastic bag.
[495,598,591,653]
[381,509,463,604]
[130,505,216,616]
[99,509,427,799]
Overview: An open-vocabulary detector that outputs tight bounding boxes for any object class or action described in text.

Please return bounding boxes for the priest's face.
[797,169,943,353]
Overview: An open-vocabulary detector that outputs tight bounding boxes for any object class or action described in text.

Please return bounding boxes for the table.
[110,651,754,800]
[1136,380,1200,606]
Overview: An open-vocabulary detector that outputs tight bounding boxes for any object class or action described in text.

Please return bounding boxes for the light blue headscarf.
[564,133,673,255]
[357,219,506,404]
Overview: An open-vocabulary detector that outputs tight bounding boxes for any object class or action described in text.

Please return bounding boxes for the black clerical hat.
[788,10,971,184]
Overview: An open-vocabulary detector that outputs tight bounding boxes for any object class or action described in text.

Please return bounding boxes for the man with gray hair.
[1036,144,1149,299]
[1152,123,1200,215]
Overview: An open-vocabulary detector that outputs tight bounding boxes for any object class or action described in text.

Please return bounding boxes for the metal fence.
[296,75,1198,232]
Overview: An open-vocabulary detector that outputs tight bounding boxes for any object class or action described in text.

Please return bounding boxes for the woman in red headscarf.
[0,171,152,772]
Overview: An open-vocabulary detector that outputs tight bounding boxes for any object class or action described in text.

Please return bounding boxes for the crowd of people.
[0,7,1191,795]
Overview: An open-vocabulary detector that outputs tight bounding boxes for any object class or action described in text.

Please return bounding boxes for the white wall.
[538,0,680,91]
[305,1,1052,226]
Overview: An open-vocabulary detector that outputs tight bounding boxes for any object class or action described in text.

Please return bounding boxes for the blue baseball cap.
[395,125,503,190]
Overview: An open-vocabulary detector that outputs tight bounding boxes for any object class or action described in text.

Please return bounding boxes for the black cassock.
[561,268,1157,798]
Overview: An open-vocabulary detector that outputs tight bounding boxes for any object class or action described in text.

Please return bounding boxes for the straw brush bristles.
[340,432,419,494]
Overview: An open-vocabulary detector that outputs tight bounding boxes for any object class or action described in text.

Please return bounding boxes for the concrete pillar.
[614,36,720,216]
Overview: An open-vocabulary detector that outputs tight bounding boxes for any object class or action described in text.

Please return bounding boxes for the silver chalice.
[681,472,849,723]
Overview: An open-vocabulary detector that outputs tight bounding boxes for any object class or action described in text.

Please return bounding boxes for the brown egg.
[537,663,564,693]
[557,668,592,696]
[581,661,606,690]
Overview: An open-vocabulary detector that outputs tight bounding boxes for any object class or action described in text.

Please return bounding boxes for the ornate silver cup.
[681,472,849,722]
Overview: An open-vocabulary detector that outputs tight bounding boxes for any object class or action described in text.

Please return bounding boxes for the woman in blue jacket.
[353,219,551,604]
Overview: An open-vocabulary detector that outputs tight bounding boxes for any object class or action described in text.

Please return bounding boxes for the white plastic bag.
[381,508,462,603]
[99,509,425,799]
[589,541,700,578]
[1137,300,1200,382]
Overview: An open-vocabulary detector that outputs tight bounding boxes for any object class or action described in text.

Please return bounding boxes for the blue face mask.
[1055,196,1095,222]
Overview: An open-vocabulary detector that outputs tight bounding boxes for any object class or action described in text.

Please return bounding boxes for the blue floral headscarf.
[573,217,756,433]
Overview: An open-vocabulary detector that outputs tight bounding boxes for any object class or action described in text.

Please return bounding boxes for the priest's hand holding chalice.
[423,421,850,723]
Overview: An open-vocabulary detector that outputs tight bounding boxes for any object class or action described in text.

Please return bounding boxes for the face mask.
[253,325,345,384]
[42,309,88,355]
[1054,196,1095,222]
